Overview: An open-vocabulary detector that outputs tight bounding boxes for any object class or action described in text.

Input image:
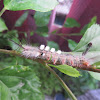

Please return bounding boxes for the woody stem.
[0,7,6,17]
[45,63,77,100]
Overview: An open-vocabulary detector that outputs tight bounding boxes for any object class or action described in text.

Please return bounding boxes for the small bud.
[50,48,55,52]
[45,46,50,51]
[57,50,62,54]
[40,45,45,50]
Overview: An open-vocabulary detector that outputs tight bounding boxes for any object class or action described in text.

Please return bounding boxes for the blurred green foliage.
[80,16,97,35]
[34,11,51,27]
[47,41,59,50]
[0,18,8,32]
[3,0,58,12]
[15,11,28,27]
[68,71,98,96]
[68,39,77,51]
[64,18,80,28]
[0,65,44,100]
[34,11,51,37]
[36,26,49,37]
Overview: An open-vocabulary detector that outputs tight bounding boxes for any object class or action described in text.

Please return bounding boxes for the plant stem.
[0,49,21,56]
[57,33,82,36]
[0,8,6,17]
[45,63,77,100]
[0,49,100,73]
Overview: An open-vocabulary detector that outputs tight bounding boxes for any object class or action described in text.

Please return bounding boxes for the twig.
[0,8,6,17]
[0,49,100,73]
[56,33,82,36]
[45,63,77,100]
[0,49,21,56]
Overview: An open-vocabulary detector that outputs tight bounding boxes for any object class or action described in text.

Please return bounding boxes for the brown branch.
[73,65,100,73]
[0,49,44,64]
[0,49,100,73]
[0,8,6,17]
[0,49,21,56]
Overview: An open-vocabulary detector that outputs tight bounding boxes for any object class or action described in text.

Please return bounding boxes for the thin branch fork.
[0,49,100,73]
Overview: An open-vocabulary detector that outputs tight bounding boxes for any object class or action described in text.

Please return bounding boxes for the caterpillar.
[21,44,91,68]
[9,39,93,68]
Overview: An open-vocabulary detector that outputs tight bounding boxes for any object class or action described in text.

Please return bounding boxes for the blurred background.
[0,0,100,100]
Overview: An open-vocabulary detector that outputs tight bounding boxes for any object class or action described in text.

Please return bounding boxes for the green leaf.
[36,26,48,33]
[88,16,97,28]
[34,11,51,27]
[47,41,59,50]
[3,30,18,38]
[40,33,49,37]
[0,18,8,32]
[0,80,11,100]
[8,37,21,50]
[36,26,49,37]
[74,24,100,52]
[15,11,28,27]
[51,30,58,34]
[30,31,34,36]
[68,39,77,51]
[64,18,80,28]
[49,64,81,77]
[80,24,88,35]
[89,71,100,80]
[0,65,44,100]
[4,0,58,12]
[24,32,27,38]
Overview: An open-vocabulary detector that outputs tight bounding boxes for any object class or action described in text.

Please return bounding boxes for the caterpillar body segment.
[21,45,91,68]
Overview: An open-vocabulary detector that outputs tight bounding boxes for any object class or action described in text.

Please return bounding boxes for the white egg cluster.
[39,44,62,54]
